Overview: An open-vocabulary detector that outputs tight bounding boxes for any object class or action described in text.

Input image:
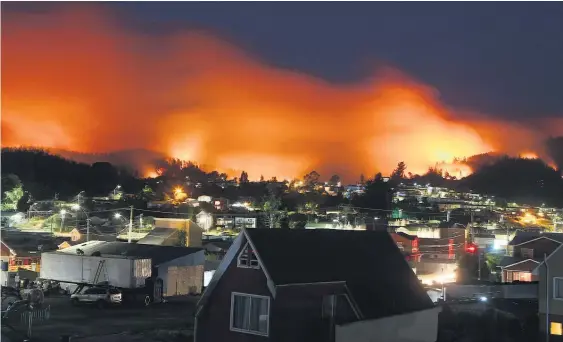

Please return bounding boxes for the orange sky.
[2,6,560,180]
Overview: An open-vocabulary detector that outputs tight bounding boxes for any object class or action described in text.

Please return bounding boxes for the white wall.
[335,307,441,342]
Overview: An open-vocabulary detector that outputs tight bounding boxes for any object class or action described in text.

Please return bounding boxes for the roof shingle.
[245,228,434,319]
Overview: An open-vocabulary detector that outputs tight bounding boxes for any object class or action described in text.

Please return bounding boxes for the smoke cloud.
[2,5,560,180]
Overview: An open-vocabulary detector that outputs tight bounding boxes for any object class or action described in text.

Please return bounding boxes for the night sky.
[2,2,563,178]
[9,1,561,119]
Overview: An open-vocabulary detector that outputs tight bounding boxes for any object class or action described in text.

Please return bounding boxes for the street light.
[60,209,67,233]
[71,204,90,239]
[114,213,121,219]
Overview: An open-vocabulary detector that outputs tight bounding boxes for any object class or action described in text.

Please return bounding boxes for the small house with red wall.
[195,228,436,342]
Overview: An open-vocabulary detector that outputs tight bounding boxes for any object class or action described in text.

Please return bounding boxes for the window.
[554,278,563,299]
[396,242,404,251]
[230,293,269,336]
[551,322,563,335]
[520,248,534,258]
[237,243,259,269]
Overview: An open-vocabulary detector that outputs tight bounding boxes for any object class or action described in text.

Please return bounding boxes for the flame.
[520,152,539,159]
[1,5,560,181]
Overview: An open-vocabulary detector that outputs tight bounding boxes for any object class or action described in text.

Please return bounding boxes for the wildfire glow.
[520,152,539,160]
[1,5,560,181]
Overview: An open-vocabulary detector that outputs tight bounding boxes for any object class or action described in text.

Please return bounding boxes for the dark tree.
[240,171,249,184]
[353,174,393,211]
[304,171,320,187]
[17,191,31,212]
[390,161,407,181]
[329,174,340,186]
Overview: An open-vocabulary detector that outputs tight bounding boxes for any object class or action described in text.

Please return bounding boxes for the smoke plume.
[2,5,560,180]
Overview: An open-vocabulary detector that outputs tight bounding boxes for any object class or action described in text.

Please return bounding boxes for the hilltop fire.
[1,6,560,181]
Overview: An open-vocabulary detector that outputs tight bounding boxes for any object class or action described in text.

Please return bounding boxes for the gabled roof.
[508,232,563,246]
[202,240,232,252]
[244,228,434,320]
[501,258,541,271]
[392,232,417,241]
[137,228,180,245]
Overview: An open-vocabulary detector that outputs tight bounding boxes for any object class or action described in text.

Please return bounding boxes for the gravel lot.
[4,295,197,342]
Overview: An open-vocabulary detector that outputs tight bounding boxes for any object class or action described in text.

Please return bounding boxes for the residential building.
[138,218,203,247]
[195,228,438,342]
[1,232,60,272]
[390,232,419,255]
[69,225,119,243]
[500,232,563,283]
[537,243,563,341]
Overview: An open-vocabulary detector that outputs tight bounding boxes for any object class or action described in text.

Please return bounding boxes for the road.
[5,295,197,341]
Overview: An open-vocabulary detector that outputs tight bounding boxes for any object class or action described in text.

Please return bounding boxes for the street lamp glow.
[114,213,121,219]
[60,209,67,215]
[71,204,80,210]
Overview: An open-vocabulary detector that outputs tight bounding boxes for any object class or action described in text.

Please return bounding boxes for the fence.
[20,305,51,337]
[2,301,51,338]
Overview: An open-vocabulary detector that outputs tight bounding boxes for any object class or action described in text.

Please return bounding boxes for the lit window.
[230,293,269,336]
[237,243,260,269]
[551,322,562,335]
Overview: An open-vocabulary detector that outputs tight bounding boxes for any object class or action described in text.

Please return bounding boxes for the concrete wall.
[444,283,538,300]
[335,307,441,342]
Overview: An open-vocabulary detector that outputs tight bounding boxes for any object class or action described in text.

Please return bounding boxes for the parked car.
[70,287,122,308]
[1,286,22,311]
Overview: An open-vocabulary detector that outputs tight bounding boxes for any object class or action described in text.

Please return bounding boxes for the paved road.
[6,295,197,341]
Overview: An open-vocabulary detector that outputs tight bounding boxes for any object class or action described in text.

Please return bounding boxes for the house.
[390,232,419,255]
[58,240,205,297]
[500,232,563,283]
[537,242,563,341]
[137,218,203,247]
[195,228,438,342]
[69,225,118,243]
[1,232,60,272]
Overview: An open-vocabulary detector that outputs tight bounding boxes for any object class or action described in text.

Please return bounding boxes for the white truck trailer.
[40,252,151,288]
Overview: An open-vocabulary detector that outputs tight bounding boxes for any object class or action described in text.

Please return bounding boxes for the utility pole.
[506,225,510,256]
[128,206,134,243]
[86,218,91,242]
[478,249,482,281]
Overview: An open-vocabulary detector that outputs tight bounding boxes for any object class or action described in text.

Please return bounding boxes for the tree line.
[2,148,563,217]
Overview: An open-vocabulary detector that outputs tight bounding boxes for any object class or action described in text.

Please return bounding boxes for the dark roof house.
[195,228,435,342]
[500,232,563,283]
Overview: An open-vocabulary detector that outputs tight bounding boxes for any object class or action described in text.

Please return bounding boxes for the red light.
[466,245,476,253]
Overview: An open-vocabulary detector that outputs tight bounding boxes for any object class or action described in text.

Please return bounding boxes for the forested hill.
[1,148,142,200]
